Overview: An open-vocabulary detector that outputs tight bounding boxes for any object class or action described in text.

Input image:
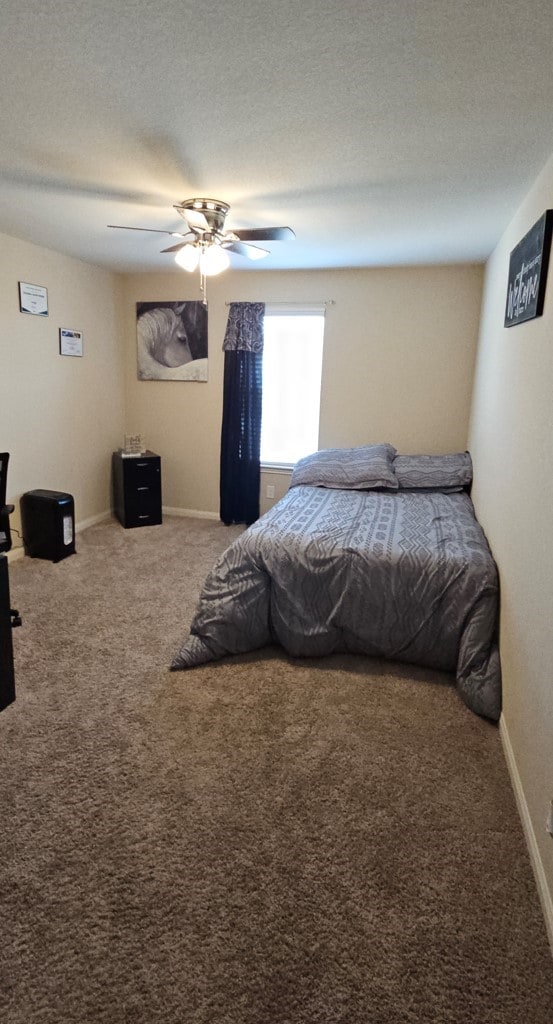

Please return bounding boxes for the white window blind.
[260,305,325,466]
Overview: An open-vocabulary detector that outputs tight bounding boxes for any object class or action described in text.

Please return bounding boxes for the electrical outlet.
[546,800,553,837]
[266,485,275,499]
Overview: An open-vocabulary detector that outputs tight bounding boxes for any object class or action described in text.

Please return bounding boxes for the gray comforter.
[171,485,501,720]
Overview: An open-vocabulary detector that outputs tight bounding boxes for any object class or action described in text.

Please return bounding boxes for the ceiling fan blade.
[160,240,193,253]
[108,224,189,238]
[232,226,295,242]
[223,241,270,260]
[174,207,210,231]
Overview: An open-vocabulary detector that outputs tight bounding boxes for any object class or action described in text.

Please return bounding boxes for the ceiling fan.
[108,198,295,298]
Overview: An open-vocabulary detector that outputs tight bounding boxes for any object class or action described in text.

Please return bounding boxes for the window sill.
[260,463,294,473]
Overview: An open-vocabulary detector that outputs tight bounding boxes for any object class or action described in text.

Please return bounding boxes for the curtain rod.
[224,299,335,306]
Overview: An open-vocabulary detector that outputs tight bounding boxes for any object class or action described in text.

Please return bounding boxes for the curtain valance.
[222,302,265,353]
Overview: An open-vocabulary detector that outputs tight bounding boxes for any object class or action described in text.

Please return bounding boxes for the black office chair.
[0,454,21,628]
[0,452,13,555]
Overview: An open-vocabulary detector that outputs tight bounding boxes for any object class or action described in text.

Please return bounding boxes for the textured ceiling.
[1,0,553,273]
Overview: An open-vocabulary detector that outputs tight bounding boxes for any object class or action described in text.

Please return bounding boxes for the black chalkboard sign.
[504,210,553,327]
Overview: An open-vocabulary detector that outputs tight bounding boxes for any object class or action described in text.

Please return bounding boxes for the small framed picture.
[18,281,48,316]
[59,328,83,357]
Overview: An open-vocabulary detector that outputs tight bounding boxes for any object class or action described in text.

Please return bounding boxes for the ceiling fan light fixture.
[199,244,231,276]
[174,244,200,272]
[109,198,294,304]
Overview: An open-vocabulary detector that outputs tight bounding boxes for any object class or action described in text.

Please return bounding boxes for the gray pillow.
[394,452,472,490]
[290,444,398,490]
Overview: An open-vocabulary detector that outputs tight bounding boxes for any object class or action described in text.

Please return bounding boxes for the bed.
[171,445,501,721]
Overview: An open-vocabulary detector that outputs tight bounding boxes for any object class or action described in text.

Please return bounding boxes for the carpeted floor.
[1,514,552,1023]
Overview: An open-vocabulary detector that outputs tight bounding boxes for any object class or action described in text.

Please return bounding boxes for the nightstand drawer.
[124,506,162,528]
[123,458,161,487]
[124,488,160,516]
[125,482,158,503]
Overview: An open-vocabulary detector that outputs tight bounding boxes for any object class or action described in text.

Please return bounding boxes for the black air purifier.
[20,489,76,562]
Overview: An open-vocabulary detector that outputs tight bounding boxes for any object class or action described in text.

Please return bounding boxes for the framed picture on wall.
[136,301,208,380]
[504,209,553,327]
[18,281,48,316]
[59,328,83,357]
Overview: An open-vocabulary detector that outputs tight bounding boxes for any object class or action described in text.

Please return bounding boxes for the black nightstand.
[112,451,162,528]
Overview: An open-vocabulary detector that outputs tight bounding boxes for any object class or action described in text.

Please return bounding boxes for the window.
[260,306,325,466]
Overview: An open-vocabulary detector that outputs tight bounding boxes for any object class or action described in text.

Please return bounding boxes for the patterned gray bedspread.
[172,486,501,720]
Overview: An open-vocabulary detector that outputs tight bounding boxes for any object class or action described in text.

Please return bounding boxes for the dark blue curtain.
[220,303,265,525]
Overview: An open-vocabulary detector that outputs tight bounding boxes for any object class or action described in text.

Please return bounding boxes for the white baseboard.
[75,510,112,533]
[7,508,218,562]
[163,505,219,521]
[6,545,24,564]
[6,509,112,563]
[500,715,553,955]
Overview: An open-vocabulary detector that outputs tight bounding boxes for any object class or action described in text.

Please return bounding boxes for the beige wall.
[122,264,483,515]
[0,231,125,551]
[469,152,553,931]
[0,245,482,537]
